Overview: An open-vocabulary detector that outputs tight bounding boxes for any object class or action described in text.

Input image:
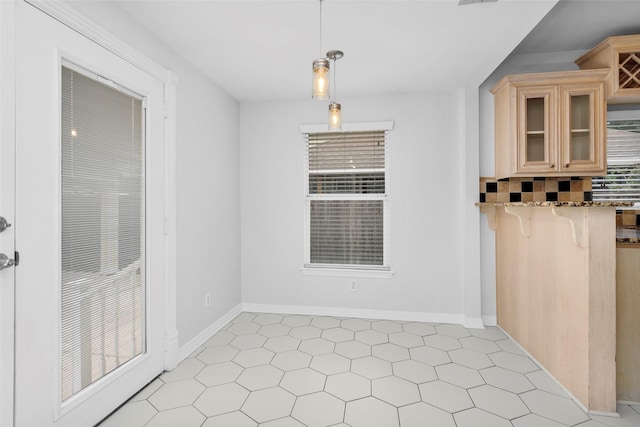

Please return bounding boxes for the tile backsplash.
[617,210,640,227]
[479,177,593,203]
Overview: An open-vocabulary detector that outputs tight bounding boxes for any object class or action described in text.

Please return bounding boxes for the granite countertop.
[476,201,634,207]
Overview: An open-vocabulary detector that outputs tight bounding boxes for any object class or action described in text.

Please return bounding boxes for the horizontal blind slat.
[593,120,640,203]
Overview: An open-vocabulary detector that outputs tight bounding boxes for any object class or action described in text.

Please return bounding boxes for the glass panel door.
[60,64,145,401]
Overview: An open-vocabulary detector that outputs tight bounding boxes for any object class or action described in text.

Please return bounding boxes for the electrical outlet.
[205,293,211,308]
[350,279,358,292]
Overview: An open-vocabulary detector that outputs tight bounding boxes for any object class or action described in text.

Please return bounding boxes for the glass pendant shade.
[328,102,341,130]
[312,58,330,100]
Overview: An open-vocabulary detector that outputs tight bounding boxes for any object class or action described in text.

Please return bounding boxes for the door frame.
[0,1,178,425]
[0,1,17,426]
[26,0,179,368]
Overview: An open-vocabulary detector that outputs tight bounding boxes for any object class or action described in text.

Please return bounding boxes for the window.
[302,122,393,276]
[61,63,145,400]
[593,112,640,203]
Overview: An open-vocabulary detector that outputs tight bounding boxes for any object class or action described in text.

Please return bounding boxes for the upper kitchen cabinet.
[491,69,608,179]
[576,35,640,104]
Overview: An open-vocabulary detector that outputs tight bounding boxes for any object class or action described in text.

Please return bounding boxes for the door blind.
[61,64,145,401]
[306,130,387,268]
[593,120,640,202]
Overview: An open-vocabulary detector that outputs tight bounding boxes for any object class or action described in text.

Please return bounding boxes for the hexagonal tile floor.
[99,312,640,427]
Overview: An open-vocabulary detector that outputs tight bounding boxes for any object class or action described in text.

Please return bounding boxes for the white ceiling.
[113,0,640,103]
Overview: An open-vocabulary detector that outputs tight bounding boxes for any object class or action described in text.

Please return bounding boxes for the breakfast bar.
[479,201,631,413]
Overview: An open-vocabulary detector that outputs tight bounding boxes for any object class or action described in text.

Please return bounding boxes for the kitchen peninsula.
[478,201,631,414]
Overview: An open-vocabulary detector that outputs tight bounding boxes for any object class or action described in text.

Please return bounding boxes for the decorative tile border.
[479,177,593,203]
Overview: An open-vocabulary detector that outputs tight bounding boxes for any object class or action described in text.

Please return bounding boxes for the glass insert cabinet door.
[517,86,557,172]
[560,82,605,173]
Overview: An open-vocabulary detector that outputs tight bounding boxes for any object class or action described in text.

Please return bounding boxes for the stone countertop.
[476,201,634,207]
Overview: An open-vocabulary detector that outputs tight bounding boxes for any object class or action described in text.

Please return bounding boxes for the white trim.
[0,1,16,426]
[163,72,179,371]
[482,315,497,326]
[25,0,167,82]
[242,303,465,325]
[300,266,393,279]
[300,121,395,134]
[27,0,179,377]
[302,122,394,272]
[462,317,485,329]
[177,305,243,362]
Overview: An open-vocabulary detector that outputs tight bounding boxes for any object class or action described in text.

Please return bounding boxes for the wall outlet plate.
[350,280,358,292]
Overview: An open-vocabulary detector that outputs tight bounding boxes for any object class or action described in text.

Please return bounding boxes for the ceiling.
[112,0,640,103]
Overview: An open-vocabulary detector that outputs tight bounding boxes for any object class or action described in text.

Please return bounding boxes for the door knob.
[0,253,15,270]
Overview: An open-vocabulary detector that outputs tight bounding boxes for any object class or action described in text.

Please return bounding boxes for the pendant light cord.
[319,0,323,57]
[332,57,337,101]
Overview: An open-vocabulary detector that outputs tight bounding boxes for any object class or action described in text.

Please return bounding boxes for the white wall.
[240,93,471,320]
[67,1,242,347]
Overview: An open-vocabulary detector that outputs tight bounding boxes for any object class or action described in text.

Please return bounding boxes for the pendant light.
[328,102,341,130]
[327,50,343,130]
[312,0,329,100]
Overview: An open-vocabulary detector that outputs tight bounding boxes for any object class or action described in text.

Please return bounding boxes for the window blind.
[593,120,640,202]
[306,130,387,268]
[61,64,145,401]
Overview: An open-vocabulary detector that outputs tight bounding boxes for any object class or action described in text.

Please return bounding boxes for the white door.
[13,2,167,426]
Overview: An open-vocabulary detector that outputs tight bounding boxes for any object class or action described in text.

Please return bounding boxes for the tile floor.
[99,313,640,427]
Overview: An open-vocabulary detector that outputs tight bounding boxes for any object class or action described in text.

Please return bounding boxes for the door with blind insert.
[14,2,166,426]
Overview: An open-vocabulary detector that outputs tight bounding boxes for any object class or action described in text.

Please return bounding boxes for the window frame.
[300,121,394,278]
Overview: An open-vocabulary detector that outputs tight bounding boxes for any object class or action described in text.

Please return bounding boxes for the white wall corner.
[177,304,243,362]
[461,86,484,325]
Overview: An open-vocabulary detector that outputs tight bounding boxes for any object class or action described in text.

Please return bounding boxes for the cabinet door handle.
[550,164,555,168]
[565,163,570,168]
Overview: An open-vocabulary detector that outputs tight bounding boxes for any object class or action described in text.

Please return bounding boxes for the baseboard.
[164,330,180,371]
[482,315,497,326]
[617,399,640,406]
[241,303,467,325]
[462,317,485,329]
[177,304,243,362]
[588,409,621,418]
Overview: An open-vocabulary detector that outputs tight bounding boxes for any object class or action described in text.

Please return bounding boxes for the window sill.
[301,266,394,279]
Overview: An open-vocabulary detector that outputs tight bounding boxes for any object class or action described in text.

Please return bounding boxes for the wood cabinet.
[576,35,640,104]
[486,205,617,412]
[491,69,609,179]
